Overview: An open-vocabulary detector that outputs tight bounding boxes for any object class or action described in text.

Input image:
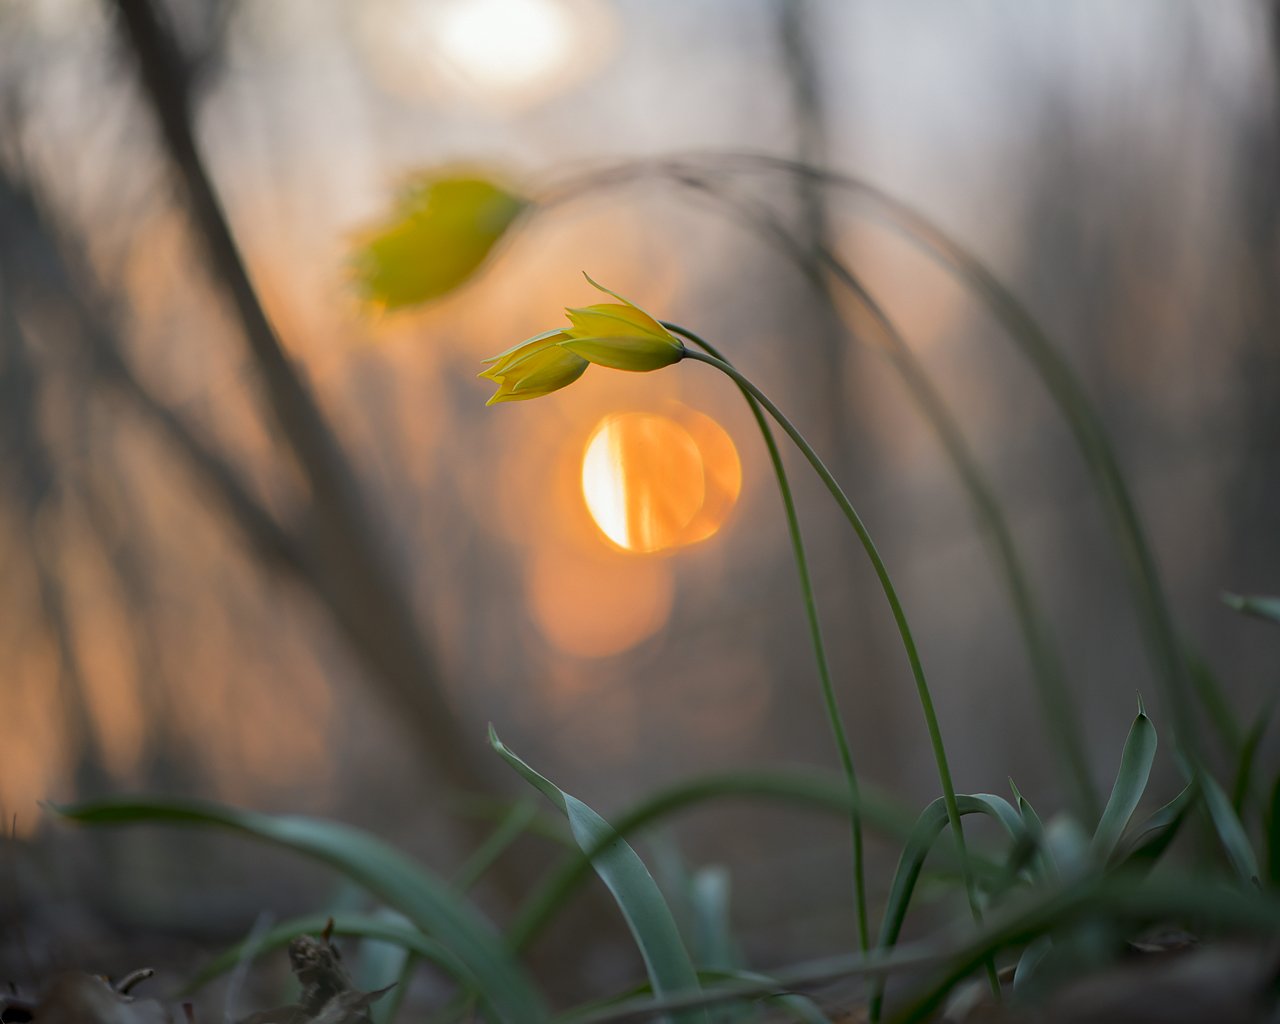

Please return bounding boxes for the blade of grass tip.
[51,799,546,1024]
[1223,592,1280,626]
[1090,698,1157,865]
[180,912,467,997]
[1008,780,1056,882]
[1201,772,1260,883]
[867,794,1024,1021]
[663,321,870,951]
[488,728,705,1020]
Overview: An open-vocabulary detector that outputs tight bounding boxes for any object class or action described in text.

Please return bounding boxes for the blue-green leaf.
[1009,780,1056,881]
[1223,592,1280,626]
[1201,773,1260,883]
[53,799,546,1023]
[1115,782,1195,867]
[867,794,1024,1021]
[489,728,704,1020]
[1090,701,1157,864]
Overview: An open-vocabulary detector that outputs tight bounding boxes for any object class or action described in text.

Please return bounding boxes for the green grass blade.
[508,768,935,951]
[1089,702,1157,864]
[690,867,737,972]
[868,794,1024,1021]
[489,728,705,1019]
[1115,781,1195,867]
[1201,773,1260,883]
[1011,935,1052,996]
[561,871,1280,1024]
[1231,704,1272,815]
[705,970,833,1024]
[1185,651,1245,760]
[1009,781,1056,881]
[1223,592,1280,626]
[53,798,547,1023]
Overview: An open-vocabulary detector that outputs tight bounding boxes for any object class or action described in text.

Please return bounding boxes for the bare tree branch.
[107,0,502,808]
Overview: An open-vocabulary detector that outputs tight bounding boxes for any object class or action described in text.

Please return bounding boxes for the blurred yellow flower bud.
[480,276,683,404]
[560,275,686,371]
[353,172,528,309]
[479,329,588,405]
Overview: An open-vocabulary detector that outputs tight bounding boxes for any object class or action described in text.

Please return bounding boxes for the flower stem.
[682,347,986,937]
[667,322,869,952]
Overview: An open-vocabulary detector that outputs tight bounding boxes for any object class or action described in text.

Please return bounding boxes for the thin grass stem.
[665,322,869,952]
[679,348,988,961]
[692,152,1221,766]
[665,179,1098,821]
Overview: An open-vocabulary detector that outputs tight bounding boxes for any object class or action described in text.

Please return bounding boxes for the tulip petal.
[481,328,568,367]
[560,335,684,372]
[565,304,672,342]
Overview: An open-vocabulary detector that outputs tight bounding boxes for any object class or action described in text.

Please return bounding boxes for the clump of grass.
[53,156,1280,1023]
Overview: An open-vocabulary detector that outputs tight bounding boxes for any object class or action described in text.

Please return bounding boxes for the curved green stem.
[666,180,1097,821]
[666,322,869,951]
[680,347,985,935]
[684,151,1212,765]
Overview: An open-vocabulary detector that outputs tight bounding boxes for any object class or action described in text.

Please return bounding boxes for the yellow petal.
[559,334,684,372]
[564,303,671,343]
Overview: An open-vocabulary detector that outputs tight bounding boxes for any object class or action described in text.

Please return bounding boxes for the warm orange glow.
[581,410,741,554]
[526,546,674,658]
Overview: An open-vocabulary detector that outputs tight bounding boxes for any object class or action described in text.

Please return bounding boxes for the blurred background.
[1,0,1278,1003]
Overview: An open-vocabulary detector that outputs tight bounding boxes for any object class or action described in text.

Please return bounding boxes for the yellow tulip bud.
[479,275,684,404]
[559,275,686,372]
[479,329,588,405]
[354,173,528,309]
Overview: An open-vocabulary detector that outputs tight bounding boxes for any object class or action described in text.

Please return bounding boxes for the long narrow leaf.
[1089,702,1157,863]
[489,729,704,1019]
[1232,704,1273,815]
[568,873,1280,1024]
[867,794,1024,1021]
[508,767,946,951]
[1201,774,1260,883]
[1115,782,1195,867]
[53,799,546,1023]
[1009,781,1056,881]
